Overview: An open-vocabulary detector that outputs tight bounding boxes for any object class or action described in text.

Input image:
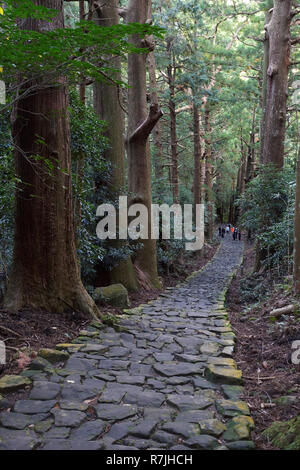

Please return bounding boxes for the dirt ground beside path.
[227,243,300,450]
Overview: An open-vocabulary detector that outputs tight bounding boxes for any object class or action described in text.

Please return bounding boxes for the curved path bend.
[0,236,255,450]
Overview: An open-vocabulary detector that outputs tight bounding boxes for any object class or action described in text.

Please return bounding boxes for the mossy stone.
[0,375,31,393]
[262,416,300,450]
[94,284,130,308]
[38,348,69,364]
[205,365,242,385]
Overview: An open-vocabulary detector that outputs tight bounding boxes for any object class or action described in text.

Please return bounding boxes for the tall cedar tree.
[93,0,139,291]
[126,0,162,288]
[4,0,99,317]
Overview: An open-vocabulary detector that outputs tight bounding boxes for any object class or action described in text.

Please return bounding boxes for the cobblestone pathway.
[0,236,255,450]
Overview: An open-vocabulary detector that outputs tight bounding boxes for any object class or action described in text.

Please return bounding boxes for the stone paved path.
[0,236,255,450]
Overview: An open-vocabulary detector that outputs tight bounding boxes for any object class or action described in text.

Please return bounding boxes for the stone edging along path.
[0,236,255,450]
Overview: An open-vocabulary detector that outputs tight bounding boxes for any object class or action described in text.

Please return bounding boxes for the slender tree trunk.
[74,0,86,244]
[263,0,291,167]
[204,104,214,241]
[246,106,257,184]
[294,145,300,293]
[93,0,138,291]
[200,159,206,205]
[126,0,162,288]
[146,14,164,184]
[193,103,201,209]
[4,0,99,317]
[167,41,179,203]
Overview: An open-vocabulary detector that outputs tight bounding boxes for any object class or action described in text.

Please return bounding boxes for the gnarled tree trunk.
[126,0,162,288]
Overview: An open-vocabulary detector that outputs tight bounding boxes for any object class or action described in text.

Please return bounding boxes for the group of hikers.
[218,224,242,241]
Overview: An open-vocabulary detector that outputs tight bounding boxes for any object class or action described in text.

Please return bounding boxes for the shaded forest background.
[0,0,299,314]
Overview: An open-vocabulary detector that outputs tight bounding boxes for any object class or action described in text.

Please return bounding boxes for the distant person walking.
[222,227,225,238]
[233,227,238,241]
[218,226,222,237]
[238,231,241,241]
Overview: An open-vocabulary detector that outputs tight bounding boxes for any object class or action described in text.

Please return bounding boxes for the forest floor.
[227,242,300,450]
[0,242,219,381]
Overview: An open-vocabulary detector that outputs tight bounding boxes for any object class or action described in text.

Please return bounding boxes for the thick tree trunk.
[126,0,162,289]
[4,0,99,317]
[93,0,138,291]
[263,0,291,168]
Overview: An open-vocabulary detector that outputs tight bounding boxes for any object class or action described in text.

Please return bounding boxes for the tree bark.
[193,103,201,209]
[146,11,164,184]
[259,0,273,164]
[74,0,86,245]
[93,0,139,291]
[4,0,99,317]
[294,145,300,293]
[263,0,291,168]
[126,0,162,289]
[167,40,179,203]
[204,103,214,241]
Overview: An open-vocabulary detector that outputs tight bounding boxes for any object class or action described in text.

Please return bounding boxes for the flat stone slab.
[166,394,213,411]
[130,419,159,438]
[0,412,49,430]
[0,428,40,450]
[185,434,219,449]
[51,409,86,427]
[161,422,200,439]
[41,439,104,450]
[70,420,106,440]
[124,390,165,407]
[153,363,201,377]
[174,410,216,422]
[29,382,61,400]
[14,400,57,415]
[96,404,138,421]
